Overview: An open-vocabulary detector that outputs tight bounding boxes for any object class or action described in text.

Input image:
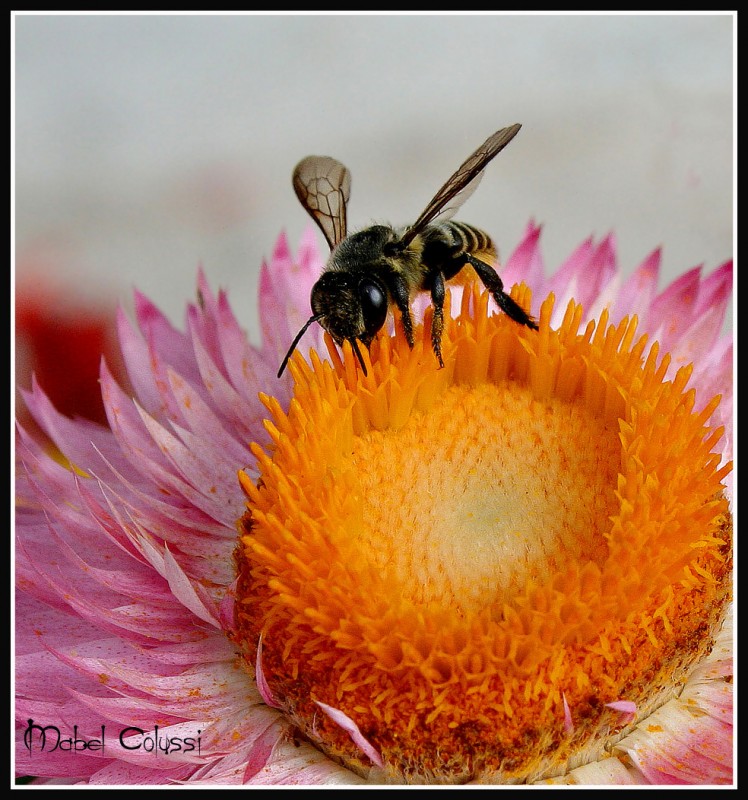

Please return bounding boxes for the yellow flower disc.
[233,285,732,784]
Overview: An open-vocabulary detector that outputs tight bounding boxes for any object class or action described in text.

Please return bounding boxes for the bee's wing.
[401,123,521,246]
[293,156,351,250]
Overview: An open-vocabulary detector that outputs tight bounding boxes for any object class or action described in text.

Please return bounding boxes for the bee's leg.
[349,338,368,377]
[429,271,446,368]
[388,273,416,348]
[466,255,538,330]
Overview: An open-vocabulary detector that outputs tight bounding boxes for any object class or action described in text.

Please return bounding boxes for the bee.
[277,123,537,377]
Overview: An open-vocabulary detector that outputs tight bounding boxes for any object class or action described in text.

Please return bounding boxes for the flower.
[15,222,733,785]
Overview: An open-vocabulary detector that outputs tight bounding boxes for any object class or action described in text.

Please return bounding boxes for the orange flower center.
[351,381,618,613]
[233,286,732,784]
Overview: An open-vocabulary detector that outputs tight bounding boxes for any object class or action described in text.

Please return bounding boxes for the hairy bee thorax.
[327,225,399,272]
[328,225,426,290]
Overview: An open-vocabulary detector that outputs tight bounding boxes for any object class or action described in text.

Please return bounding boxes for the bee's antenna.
[277,315,322,378]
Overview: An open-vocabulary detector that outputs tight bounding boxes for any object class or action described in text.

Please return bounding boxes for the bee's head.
[311,271,388,348]
[277,271,388,379]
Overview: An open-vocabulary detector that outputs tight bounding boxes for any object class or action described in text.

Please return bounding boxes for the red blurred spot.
[15,279,129,431]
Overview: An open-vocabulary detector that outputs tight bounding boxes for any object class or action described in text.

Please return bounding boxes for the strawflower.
[14,222,733,785]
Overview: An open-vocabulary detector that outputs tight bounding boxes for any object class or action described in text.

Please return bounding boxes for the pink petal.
[20,377,122,475]
[242,719,284,783]
[646,266,702,352]
[606,700,637,725]
[694,259,732,318]
[613,247,661,323]
[247,738,364,785]
[563,693,574,734]
[86,760,197,784]
[116,306,169,417]
[665,300,729,380]
[134,404,243,526]
[615,693,732,785]
[502,220,545,292]
[314,701,384,769]
[255,637,283,710]
[259,259,293,363]
[213,288,281,403]
[606,700,638,715]
[160,546,221,627]
[134,289,202,389]
[189,333,264,446]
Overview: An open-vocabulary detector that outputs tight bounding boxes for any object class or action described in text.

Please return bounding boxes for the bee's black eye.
[358,280,388,339]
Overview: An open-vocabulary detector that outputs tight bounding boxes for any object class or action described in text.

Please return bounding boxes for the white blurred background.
[14,13,734,344]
